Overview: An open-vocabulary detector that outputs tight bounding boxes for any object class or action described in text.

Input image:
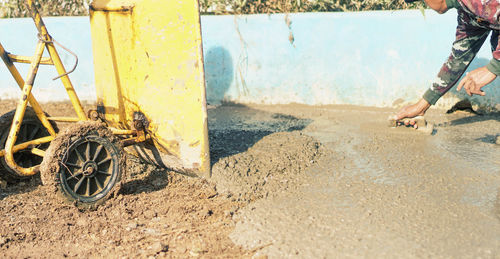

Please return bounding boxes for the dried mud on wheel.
[0,107,58,183]
[40,121,125,209]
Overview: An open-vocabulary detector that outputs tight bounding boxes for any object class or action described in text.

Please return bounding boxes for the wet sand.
[226,104,500,258]
[0,100,499,257]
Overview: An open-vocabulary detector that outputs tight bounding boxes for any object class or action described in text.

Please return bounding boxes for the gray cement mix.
[209,104,500,258]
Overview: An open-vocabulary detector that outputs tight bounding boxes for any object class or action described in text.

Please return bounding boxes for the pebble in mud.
[150,242,168,253]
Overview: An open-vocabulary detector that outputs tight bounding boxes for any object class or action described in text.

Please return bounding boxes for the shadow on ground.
[208,103,313,166]
[0,176,41,201]
[120,167,170,195]
[448,113,500,126]
[475,134,500,144]
[0,103,312,199]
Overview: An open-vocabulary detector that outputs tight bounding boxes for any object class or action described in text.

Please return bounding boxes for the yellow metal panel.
[89,0,210,177]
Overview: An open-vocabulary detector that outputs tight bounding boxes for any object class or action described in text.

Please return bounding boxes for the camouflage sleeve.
[422,9,490,105]
[445,0,461,9]
[486,58,500,76]
[486,34,500,76]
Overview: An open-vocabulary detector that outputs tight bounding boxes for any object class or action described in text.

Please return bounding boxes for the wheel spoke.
[14,153,23,163]
[22,124,28,141]
[92,145,103,161]
[74,147,86,164]
[66,162,82,169]
[73,176,86,193]
[97,157,112,165]
[95,177,103,191]
[67,170,83,181]
[85,142,91,161]
[97,170,112,176]
[26,158,32,167]
[86,177,90,196]
[28,126,40,140]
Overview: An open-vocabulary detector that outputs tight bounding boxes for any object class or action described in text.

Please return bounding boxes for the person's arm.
[457,37,500,96]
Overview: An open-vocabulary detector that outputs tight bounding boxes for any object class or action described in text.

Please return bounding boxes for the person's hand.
[390,98,431,128]
[457,66,496,96]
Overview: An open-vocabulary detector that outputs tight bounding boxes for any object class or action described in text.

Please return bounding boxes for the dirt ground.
[0,100,499,258]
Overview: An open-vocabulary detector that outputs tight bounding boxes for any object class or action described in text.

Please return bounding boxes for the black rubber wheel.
[41,121,124,208]
[0,107,58,183]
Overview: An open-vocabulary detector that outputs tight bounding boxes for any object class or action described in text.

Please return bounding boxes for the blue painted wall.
[0,10,499,110]
[0,17,95,101]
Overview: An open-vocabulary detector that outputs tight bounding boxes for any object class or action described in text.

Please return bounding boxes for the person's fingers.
[464,80,474,96]
[396,113,405,121]
[470,88,485,96]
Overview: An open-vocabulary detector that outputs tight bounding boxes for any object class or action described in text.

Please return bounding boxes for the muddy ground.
[0,100,499,258]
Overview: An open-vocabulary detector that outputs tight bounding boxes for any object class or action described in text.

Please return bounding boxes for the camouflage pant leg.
[422,9,491,105]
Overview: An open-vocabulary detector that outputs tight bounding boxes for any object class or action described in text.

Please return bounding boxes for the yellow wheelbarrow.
[0,0,210,207]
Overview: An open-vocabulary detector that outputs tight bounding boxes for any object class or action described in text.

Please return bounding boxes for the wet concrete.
[0,101,498,257]
[222,104,500,258]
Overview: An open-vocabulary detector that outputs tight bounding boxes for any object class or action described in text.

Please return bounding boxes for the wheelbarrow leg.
[0,42,56,137]
[4,41,49,176]
[26,0,87,121]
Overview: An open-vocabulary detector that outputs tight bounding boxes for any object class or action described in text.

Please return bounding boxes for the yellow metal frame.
[0,0,89,176]
[89,0,211,177]
[1,0,210,178]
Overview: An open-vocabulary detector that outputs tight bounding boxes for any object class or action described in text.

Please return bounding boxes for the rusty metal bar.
[30,147,45,157]
[121,135,150,147]
[47,116,81,122]
[7,54,53,65]
[0,136,53,157]
[109,128,136,135]
[89,3,134,12]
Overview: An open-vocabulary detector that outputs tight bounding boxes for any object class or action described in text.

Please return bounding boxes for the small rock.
[143,210,156,219]
[151,242,168,253]
[144,228,160,236]
[76,218,87,227]
[126,222,138,231]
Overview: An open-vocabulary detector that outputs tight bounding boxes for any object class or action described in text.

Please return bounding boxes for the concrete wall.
[0,10,499,110]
